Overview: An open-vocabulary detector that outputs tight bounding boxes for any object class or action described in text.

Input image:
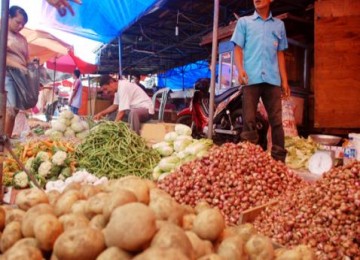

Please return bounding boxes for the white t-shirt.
[113,80,154,114]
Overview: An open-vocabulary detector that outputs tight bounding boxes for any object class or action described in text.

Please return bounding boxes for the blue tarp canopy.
[40,0,166,43]
[157,60,217,91]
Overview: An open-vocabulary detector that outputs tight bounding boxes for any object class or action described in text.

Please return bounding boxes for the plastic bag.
[8,62,40,110]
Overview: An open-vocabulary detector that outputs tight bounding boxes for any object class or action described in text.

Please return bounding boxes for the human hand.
[46,0,82,16]
[93,113,103,120]
[281,82,291,99]
[237,70,248,85]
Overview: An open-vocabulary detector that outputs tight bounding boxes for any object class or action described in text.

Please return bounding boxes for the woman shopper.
[69,69,83,115]
[4,6,29,138]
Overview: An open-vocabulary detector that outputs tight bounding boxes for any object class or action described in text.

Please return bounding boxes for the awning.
[40,0,168,43]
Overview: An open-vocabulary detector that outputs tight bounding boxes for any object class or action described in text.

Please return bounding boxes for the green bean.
[75,121,160,179]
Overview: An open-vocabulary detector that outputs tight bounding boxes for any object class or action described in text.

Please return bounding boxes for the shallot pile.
[157,142,305,224]
[253,162,360,260]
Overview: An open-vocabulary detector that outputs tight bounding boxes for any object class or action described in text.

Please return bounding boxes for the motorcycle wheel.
[176,114,192,127]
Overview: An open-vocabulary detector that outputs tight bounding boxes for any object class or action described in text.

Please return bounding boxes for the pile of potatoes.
[0,176,315,259]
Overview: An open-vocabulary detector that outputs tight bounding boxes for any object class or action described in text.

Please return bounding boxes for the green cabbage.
[175,124,192,136]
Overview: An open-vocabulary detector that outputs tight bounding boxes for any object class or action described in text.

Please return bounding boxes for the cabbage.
[152,142,173,156]
[51,121,67,132]
[158,156,179,172]
[76,131,89,139]
[176,135,193,142]
[173,138,192,152]
[71,114,81,124]
[184,139,213,155]
[50,131,63,139]
[44,129,53,136]
[152,166,163,180]
[175,124,192,136]
[59,110,74,119]
[64,128,76,138]
[176,151,187,160]
[71,122,85,133]
[81,120,90,130]
[164,131,178,142]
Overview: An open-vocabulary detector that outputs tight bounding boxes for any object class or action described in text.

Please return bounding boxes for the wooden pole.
[0,0,10,203]
[207,0,219,139]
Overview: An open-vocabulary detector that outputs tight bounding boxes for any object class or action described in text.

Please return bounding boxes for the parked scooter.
[176,78,268,148]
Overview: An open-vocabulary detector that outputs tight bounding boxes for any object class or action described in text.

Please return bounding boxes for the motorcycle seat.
[214,86,242,104]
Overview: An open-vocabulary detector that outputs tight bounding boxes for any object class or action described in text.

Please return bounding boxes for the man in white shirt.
[94,75,154,134]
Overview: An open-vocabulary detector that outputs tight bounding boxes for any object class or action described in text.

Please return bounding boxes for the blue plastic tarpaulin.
[39,0,167,43]
[157,60,218,90]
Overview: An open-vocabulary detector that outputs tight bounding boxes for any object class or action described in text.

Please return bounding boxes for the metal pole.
[207,0,219,139]
[118,35,122,77]
[0,0,10,202]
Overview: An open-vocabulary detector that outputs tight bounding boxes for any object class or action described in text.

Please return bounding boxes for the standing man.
[69,69,83,115]
[95,75,154,134]
[231,0,290,162]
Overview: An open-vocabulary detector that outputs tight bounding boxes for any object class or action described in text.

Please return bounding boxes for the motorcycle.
[176,78,268,148]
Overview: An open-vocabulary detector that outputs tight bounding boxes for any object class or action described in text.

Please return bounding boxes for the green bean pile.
[75,121,161,179]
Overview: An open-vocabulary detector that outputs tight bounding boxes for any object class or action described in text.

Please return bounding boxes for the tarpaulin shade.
[158,60,215,91]
[46,50,97,74]
[21,27,72,63]
[40,0,167,43]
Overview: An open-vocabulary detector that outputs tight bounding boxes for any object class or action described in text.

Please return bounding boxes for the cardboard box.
[140,122,176,144]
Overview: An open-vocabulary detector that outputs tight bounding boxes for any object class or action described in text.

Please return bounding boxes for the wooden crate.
[238,200,278,225]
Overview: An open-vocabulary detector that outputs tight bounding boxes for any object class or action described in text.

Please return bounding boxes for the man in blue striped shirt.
[231,0,290,162]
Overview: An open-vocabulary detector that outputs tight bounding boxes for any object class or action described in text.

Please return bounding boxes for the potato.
[79,184,102,199]
[53,227,105,260]
[112,176,150,204]
[54,190,83,216]
[133,247,189,260]
[0,207,5,231]
[198,254,224,260]
[144,179,157,190]
[192,208,225,241]
[15,188,49,211]
[149,188,186,225]
[34,214,63,251]
[233,223,257,243]
[63,182,82,193]
[12,237,40,249]
[103,202,156,251]
[182,214,196,230]
[96,246,132,260]
[244,234,275,260]
[0,221,22,252]
[1,245,43,259]
[5,208,25,225]
[103,189,137,220]
[22,203,54,237]
[70,200,87,215]
[217,235,245,260]
[151,222,194,259]
[194,200,211,214]
[47,190,61,206]
[85,192,109,216]
[59,213,89,231]
[89,214,107,230]
[185,231,214,258]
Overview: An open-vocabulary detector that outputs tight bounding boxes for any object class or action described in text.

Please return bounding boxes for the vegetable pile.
[152,124,213,180]
[157,142,305,225]
[75,121,161,179]
[44,110,90,139]
[0,177,315,259]
[45,169,108,193]
[3,139,77,188]
[253,162,360,259]
[285,136,318,169]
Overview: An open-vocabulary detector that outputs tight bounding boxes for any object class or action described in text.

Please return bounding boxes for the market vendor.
[94,75,154,134]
